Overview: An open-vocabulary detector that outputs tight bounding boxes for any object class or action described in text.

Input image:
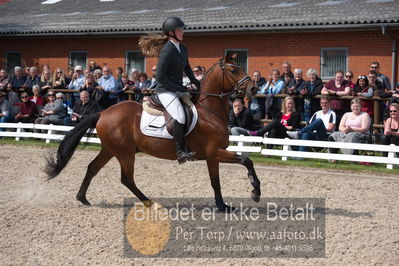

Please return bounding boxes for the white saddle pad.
[140,105,198,139]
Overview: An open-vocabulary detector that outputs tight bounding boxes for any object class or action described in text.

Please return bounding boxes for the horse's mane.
[138,34,168,57]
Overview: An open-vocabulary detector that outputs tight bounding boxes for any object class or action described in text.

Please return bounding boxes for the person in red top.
[28,85,45,107]
[247,96,301,138]
[15,92,38,123]
[321,70,352,125]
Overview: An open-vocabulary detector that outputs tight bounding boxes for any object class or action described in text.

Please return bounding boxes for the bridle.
[192,59,254,121]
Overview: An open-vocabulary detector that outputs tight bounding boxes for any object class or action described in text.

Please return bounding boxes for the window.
[320,48,348,79]
[69,51,87,70]
[126,50,145,74]
[224,49,248,73]
[5,52,21,74]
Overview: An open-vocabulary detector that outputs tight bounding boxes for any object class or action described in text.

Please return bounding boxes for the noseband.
[218,61,252,98]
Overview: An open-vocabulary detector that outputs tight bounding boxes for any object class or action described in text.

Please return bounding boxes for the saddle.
[142,94,194,136]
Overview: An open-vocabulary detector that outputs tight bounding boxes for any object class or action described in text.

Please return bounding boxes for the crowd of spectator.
[228,61,399,161]
[0,60,398,160]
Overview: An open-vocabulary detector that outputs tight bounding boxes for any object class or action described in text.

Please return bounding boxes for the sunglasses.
[152,69,156,72]
[345,75,352,78]
[57,71,62,74]
[21,96,28,98]
[48,94,55,97]
[371,66,378,69]
[389,110,397,113]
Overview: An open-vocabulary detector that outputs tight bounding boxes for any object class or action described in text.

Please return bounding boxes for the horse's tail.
[45,112,101,179]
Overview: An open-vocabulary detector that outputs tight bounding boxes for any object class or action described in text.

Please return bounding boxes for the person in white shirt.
[286,95,336,152]
[68,65,85,107]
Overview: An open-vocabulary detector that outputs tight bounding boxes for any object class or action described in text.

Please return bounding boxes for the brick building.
[0,0,398,84]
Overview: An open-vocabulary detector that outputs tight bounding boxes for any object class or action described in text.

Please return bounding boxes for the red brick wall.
[1,28,398,83]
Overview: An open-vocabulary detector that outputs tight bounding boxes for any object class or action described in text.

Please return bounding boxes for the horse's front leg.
[214,149,261,203]
[206,159,234,212]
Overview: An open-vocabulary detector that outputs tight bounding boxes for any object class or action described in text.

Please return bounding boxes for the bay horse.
[45,53,261,211]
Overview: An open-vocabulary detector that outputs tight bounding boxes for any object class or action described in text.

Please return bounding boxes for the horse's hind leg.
[118,154,150,203]
[214,149,261,203]
[76,148,113,205]
[206,159,233,212]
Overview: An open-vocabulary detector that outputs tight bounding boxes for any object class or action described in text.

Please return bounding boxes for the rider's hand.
[176,86,188,92]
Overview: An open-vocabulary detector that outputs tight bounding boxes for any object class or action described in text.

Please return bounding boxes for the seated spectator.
[371,61,391,90]
[280,62,294,90]
[129,68,139,84]
[68,65,85,107]
[344,71,355,89]
[150,66,157,87]
[352,75,373,117]
[115,66,124,83]
[22,66,40,94]
[35,90,66,126]
[264,69,285,119]
[228,98,255,136]
[321,70,352,126]
[302,68,323,122]
[328,98,371,155]
[193,66,204,81]
[28,85,45,108]
[7,66,27,93]
[0,69,9,93]
[382,103,399,157]
[24,66,31,79]
[39,69,52,96]
[52,67,69,90]
[248,96,301,138]
[285,68,306,117]
[286,96,336,152]
[0,92,11,126]
[64,90,99,126]
[14,92,38,123]
[368,70,391,121]
[56,92,70,116]
[98,66,118,106]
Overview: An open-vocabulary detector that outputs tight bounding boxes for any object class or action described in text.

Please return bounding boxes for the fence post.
[386,144,395,170]
[15,122,22,141]
[282,137,291,161]
[237,135,244,155]
[46,124,53,144]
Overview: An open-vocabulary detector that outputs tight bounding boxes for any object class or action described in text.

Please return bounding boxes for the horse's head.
[217,53,258,99]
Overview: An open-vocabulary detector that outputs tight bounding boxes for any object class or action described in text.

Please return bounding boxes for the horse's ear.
[225,51,237,63]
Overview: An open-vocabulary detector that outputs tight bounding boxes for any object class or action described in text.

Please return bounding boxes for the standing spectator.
[382,103,399,157]
[368,70,391,122]
[115,66,124,84]
[264,69,285,119]
[150,66,157,87]
[39,69,52,96]
[28,85,45,108]
[228,98,255,136]
[321,70,351,125]
[353,75,373,117]
[66,68,74,81]
[0,69,9,93]
[52,67,69,90]
[344,71,355,89]
[250,70,267,123]
[89,61,102,73]
[135,72,151,103]
[248,96,301,138]
[285,68,306,117]
[81,72,99,98]
[286,96,336,152]
[14,92,37,123]
[302,68,323,122]
[22,66,40,94]
[64,90,99,126]
[370,61,391,90]
[328,98,371,155]
[98,66,118,107]
[35,90,66,126]
[280,62,294,90]
[0,92,11,126]
[68,65,85,107]
[193,66,204,81]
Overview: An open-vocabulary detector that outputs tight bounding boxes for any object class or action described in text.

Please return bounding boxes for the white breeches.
[158,91,185,124]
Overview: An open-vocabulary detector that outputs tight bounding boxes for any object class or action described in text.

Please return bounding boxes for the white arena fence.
[0,123,398,170]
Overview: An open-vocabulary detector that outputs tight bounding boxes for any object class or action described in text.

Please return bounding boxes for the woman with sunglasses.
[382,103,399,155]
[34,90,66,126]
[353,75,373,117]
[52,67,69,90]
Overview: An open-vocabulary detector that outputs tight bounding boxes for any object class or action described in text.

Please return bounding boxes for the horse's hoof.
[77,195,91,206]
[251,189,261,203]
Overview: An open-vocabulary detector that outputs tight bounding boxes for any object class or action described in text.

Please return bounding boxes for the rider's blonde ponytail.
[138,34,168,57]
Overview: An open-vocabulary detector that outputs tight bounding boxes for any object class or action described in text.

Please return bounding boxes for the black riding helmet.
[162,16,186,41]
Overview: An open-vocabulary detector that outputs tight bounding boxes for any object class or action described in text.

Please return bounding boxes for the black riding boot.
[173,121,196,164]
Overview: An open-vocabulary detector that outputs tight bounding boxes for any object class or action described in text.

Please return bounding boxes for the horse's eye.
[231,68,237,74]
